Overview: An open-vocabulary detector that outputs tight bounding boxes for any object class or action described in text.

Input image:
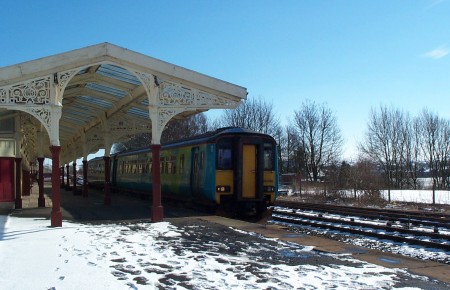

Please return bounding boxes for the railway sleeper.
[272,215,450,251]
[272,210,450,243]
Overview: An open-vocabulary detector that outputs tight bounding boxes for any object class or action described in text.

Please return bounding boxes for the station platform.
[1,181,449,284]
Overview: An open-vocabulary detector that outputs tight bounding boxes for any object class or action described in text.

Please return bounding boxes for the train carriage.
[88,127,278,215]
[87,157,107,189]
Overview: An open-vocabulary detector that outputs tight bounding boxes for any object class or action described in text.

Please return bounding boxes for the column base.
[51,210,62,227]
[38,197,46,208]
[15,198,22,209]
[151,205,164,222]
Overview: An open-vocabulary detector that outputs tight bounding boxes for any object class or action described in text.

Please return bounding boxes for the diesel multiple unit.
[88,127,279,215]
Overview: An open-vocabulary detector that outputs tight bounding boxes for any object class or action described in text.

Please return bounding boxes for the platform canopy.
[0,43,247,164]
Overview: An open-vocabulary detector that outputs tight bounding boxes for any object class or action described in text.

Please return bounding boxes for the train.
[87,127,279,215]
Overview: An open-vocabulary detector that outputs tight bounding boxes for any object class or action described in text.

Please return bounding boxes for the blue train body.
[88,127,279,213]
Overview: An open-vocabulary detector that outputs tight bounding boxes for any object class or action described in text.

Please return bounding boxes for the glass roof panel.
[64,108,94,118]
[127,107,149,119]
[77,67,89,75]
[63,115,88,124]
[85,82,127,98]
[96,64,141,85]
[78,95,113,109]
[70,102,97,113]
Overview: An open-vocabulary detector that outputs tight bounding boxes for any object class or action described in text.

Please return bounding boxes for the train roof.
[112,127,276,157]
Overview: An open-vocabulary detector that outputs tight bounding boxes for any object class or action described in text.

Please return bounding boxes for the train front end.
[214,129,278,215]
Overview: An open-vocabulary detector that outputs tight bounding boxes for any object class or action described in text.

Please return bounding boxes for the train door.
[242,145,257,198]
[237,140,263,201]
[0,158,14,202]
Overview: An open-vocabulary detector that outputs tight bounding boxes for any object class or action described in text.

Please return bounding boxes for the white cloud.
[422,45,449,59]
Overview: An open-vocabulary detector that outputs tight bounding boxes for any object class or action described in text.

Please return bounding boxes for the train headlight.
[216,186,231,193]
[264,186,275,192]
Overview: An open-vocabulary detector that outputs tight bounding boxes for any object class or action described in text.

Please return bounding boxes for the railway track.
[272,201,450,251]
[276,200,450,229]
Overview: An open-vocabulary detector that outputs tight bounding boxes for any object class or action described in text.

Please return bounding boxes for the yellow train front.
[109,127,279,215]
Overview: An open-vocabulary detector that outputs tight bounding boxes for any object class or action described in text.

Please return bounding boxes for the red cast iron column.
[50,146,62,227]
[151,144,163,222]
[14,158,22,209]
[103,156,111,205]
[65,164,70,190]
[82,160,88,197]
[60,166,65,188]
[37,157,45,207]
[72,162,77,193]
[22,169,30,196]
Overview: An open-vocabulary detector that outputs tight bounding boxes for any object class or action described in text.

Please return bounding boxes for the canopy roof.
[0,43,247,164]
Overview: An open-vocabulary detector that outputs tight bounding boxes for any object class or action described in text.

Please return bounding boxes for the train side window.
[264,144,274,170]
[160,157,165,174]
[179,154,184,174]
[167,157,173,174]
[193,153,199,174]
[217,148,232,170]
[171,156,177,174]
[199,152,204,170]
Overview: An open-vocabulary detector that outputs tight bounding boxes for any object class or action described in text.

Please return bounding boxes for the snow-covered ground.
[0,215,447,289]
[380,190,450,205]
[288,189,450,205]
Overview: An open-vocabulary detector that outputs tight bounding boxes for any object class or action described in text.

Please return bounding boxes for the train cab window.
[217,141,232,170]
[264,143,274,170]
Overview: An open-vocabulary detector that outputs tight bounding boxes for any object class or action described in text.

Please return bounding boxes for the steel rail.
[275,201,450,228]
[272,210,450,251]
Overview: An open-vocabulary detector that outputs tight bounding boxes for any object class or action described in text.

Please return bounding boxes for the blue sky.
[1,0,449,159]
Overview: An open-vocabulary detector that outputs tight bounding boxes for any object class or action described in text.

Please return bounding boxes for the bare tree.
[272,125,285,173]
[360,106,405,192]
[419,109,450,192]
[350,158,385,204]
[293,100,343,182]
[404,117,422,189]
[283,124,304,174]
[217,96,281,137]
[161,113,208,143]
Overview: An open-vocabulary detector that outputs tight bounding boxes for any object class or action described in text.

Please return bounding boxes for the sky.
[1,0,449,159]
